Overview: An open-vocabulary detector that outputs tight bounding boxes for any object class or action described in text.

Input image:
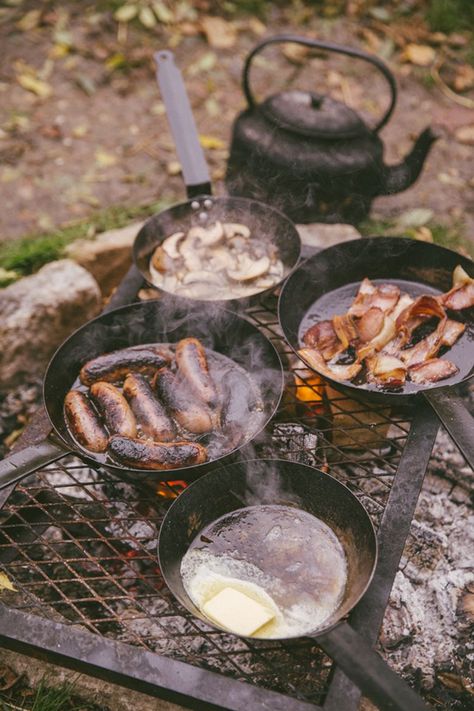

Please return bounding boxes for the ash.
[381,424,474,704]
[0,379,42,457]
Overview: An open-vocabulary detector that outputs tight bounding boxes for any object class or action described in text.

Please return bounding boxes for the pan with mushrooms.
[132,51,300,305]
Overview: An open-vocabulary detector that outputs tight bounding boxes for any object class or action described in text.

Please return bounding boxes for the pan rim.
[158,457,379,641]
[42,301,284,479]
[132,193,302,305]
[277,235,474,399]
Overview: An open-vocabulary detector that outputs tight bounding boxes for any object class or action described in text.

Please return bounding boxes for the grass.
[427,0,474,33]
[0,199,169,284]
[0,676,105,711]
[359,216,473,258]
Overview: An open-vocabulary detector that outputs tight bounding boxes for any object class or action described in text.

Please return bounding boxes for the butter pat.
[202,587,275,636]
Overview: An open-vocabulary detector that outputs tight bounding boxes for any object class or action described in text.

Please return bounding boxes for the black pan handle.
[243,34,397,133]
[423,388,474,471]
[0,439,66,491]
[317,621,430,711]
[155,50,212,198]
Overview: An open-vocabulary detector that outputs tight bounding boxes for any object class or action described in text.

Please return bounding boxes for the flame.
[294,374,324,410]
[156,480,188,499]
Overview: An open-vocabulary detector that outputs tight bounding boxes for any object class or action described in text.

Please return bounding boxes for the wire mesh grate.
[0,290,418,706]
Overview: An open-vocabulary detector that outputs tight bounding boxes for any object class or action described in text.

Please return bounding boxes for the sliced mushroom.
[161,231,185,259]
[187,221,224,247]
[223,223,251,239]
[209,247,237,271]
[150,246,173,273]
[179,239,203,272]
[227,255,270,282]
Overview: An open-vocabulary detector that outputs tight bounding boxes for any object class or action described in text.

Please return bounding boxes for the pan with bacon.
[279,237,474,469]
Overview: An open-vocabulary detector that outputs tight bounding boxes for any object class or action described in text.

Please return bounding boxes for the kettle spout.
[382,127,439,195]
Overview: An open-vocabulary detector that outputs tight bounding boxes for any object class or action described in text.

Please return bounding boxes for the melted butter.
[181,504,347,638]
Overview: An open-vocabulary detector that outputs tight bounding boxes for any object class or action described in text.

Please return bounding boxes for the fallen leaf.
[17,74,52,98]
[397,208,433,228]
[151,101,166,115]
[401,44,436,67]
[0,663,21,691]
[437,672,468,693]
[139,5,157,28]
[167,160,181,175]
[95,149,118,167]
[16,8,41,31]
[412,226,433,243]
[114,3,138,23]
[49,43,70,59]
[105,52,127,71]
[0,267,20,287]
[0,573,16,592]
[437,172,465,187]
[454,124,474,145]
[368,6,391,21]
[453,64,474,93]
[204,97,220,116]
[199,134,226,149]
[151,1,174,24]
[201,16,237,49]
[187,51,217,76]
[282,43,310,65]
[75,74,96,95]
[248,17,266,36]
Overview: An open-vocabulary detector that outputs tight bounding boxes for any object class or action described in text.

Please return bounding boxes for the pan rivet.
[204,199,213,209]
[191,201,200,210]
[198,211,208,223]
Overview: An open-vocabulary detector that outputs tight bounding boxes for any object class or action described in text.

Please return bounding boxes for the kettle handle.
[243,34,397,134]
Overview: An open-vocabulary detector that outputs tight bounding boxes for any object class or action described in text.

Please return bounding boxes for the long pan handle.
[317,621,430,711]
[0,440,66,491]
[423,388,474,470]
[155,50,212,198]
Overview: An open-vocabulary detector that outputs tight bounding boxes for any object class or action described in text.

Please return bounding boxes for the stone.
[65,220,144,295]
[296,222,361,249]
[0,259,101,389]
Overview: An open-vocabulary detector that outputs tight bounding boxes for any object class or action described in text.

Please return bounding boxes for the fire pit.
[0,261,458,710]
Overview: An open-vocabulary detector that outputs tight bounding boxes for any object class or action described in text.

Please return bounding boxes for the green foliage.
[0,200,168,279]
[427,0,474,33]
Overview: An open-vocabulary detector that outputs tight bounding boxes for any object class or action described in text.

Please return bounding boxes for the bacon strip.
[409,358,458,384]
[303,320,342,361]
[367,354,406,388]
[441,265,474,311]
[298,348,362,383]
[357,307,384,343]
[333,314,357,350]
[442,319,466,347]
[348,278,400,317]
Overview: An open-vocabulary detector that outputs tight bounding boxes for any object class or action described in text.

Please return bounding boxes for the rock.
[65,221,144,295]
[454,124,474,146]
[296,222,361,249]
[0,260,101,389]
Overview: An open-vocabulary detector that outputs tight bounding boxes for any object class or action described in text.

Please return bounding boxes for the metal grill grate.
[0,289,422,707]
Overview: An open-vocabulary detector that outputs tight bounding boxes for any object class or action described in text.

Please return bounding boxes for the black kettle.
[225,35,438,225]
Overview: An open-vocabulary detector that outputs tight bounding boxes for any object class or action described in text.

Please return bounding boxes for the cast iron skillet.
[132,50,301,306]
[0,301,283,490]
[159,459,429,711]
[278,236,474,469]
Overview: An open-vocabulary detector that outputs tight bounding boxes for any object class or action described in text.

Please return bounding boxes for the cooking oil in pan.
[181,504,347,638]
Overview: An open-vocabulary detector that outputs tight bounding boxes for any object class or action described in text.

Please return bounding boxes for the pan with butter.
[159,459,430,711]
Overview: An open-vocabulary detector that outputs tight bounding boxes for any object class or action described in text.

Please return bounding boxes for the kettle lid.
[260,90,366,139]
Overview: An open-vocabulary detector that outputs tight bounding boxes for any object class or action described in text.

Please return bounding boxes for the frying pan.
[132,50,301,305]
[278,236,474,469]
[0,301,283,490]
[159,458,430,711]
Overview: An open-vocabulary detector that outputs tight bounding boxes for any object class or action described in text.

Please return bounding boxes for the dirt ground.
[0,1,473,247]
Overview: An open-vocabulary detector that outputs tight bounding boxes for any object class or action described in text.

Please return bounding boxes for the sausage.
[108,435,207,470]
[64,390,108,453]
[80,346,169,386]
[123,373,175,441]
[90,382,137,438]
[153,368,214,434]
[175,338,218,407]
